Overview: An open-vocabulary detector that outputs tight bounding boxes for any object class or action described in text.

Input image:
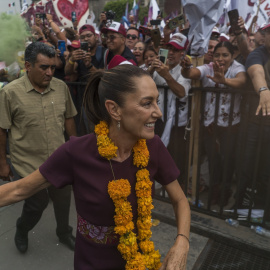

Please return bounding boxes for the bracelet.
[69,59,75,65]
[258,87,269,93]
[175,233,190,243]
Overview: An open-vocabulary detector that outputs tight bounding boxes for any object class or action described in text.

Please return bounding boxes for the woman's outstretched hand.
[206,61,226,85]
[159,237,189,270]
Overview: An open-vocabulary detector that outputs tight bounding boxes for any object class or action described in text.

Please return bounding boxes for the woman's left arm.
[207,66,247,89]
[223,72,247,89]
[160,180,191,270]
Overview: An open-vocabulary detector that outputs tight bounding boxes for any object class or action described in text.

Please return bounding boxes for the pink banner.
[21,0,89,28]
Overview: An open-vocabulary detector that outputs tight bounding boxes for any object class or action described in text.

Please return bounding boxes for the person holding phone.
[151,33,191,183]
[65,24,105,134]
[65,24,105,80]
[228,14,251,65]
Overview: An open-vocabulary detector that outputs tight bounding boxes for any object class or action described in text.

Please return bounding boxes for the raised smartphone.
[168,14,185,30]
[80,42,89,52]
[228,9,241,33]
[158,48,168,64]
[57,40,66,56]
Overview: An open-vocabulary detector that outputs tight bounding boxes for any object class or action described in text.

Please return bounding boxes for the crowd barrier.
[66,81,270,229]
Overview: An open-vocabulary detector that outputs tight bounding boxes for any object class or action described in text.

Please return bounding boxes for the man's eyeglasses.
[80,33,93,40]
[126,34,138,40]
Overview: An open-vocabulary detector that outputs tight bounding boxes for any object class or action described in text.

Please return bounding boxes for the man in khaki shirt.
[0,42,77,253]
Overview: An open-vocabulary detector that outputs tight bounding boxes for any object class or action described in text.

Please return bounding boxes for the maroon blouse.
[39,134,180,270]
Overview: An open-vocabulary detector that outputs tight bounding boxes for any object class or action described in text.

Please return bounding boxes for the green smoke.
[0,13,30,65]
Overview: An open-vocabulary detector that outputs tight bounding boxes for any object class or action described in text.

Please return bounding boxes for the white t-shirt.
[153,64,191,146]
[197,60,245,127]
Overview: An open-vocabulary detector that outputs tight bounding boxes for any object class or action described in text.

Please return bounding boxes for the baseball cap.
[261,23,270,31]
[67,40,81,49]
[79,24,95,35]
[166,33,188,50]
[219,33,229,42]
[101,22,126,37]
[212,26,220,36]
[108,55,134,69]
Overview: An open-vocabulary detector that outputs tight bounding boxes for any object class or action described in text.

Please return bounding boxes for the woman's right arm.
[0,169,51,207]
[180,56,201,80]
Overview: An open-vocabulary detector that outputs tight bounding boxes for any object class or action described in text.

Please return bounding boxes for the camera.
[105,10,115,21]
[36,13,46,20]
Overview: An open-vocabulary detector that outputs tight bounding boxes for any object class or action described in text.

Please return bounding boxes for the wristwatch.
[258,87,269,93]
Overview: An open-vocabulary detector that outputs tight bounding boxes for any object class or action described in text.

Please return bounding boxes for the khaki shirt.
[0,73,77,177]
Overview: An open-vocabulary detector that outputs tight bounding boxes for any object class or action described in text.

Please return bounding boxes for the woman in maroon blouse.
[0,65,190,270]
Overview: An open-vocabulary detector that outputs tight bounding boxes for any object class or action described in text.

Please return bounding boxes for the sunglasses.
[126,34,138,40]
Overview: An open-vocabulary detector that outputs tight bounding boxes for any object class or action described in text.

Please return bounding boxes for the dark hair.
[127,27,139,37]
[213,41,234,56]
[143,45,158,59]
[25,42,55,65]
[83,65,151,124]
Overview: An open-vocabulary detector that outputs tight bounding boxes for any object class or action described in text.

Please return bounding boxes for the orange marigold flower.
[137,228,152,241]
[136,183,152,198]
[95,120,161,268]
[114,212,133,226]
[108,179,131,201]
[126,253,146,270]
[115,204,133,218]
[118,242,138,261]
[94,121,109,135]
[115,221,134,235]
[119,231,137,246]
[139,240,155,253]
[136,169,150,182]
[133,140,149,168]
[115,200,133,215]
[144,250,161,270]
[97,135,118,160]
[137,218,152,231]
[138,197,153,208]
[137,198,154,216]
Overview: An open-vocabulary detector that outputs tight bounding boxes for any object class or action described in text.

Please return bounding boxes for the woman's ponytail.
[83,70,104,125]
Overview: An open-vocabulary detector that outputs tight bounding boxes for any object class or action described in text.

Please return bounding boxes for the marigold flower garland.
[95,121,161,270]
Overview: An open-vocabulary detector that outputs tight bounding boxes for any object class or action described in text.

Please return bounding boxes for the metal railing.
[66,81,270,229]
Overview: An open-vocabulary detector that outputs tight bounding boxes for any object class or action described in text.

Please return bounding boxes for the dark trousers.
[203,124,239,191]
[238,122,270,219]
[167,126,187,183]
[14,170,72,238]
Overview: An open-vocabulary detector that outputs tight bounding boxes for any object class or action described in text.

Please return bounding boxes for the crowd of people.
[0,8,270,269]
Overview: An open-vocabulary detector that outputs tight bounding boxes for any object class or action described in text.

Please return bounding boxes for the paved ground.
[0,180,208,270]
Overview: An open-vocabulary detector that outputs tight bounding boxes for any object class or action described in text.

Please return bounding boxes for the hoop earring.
[117,121,120,130]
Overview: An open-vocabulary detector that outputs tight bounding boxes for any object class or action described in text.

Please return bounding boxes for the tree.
[104,0,149,25]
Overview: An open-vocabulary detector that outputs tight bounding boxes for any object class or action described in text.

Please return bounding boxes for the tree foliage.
[104,0,149,25]
[104,0,134,22]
